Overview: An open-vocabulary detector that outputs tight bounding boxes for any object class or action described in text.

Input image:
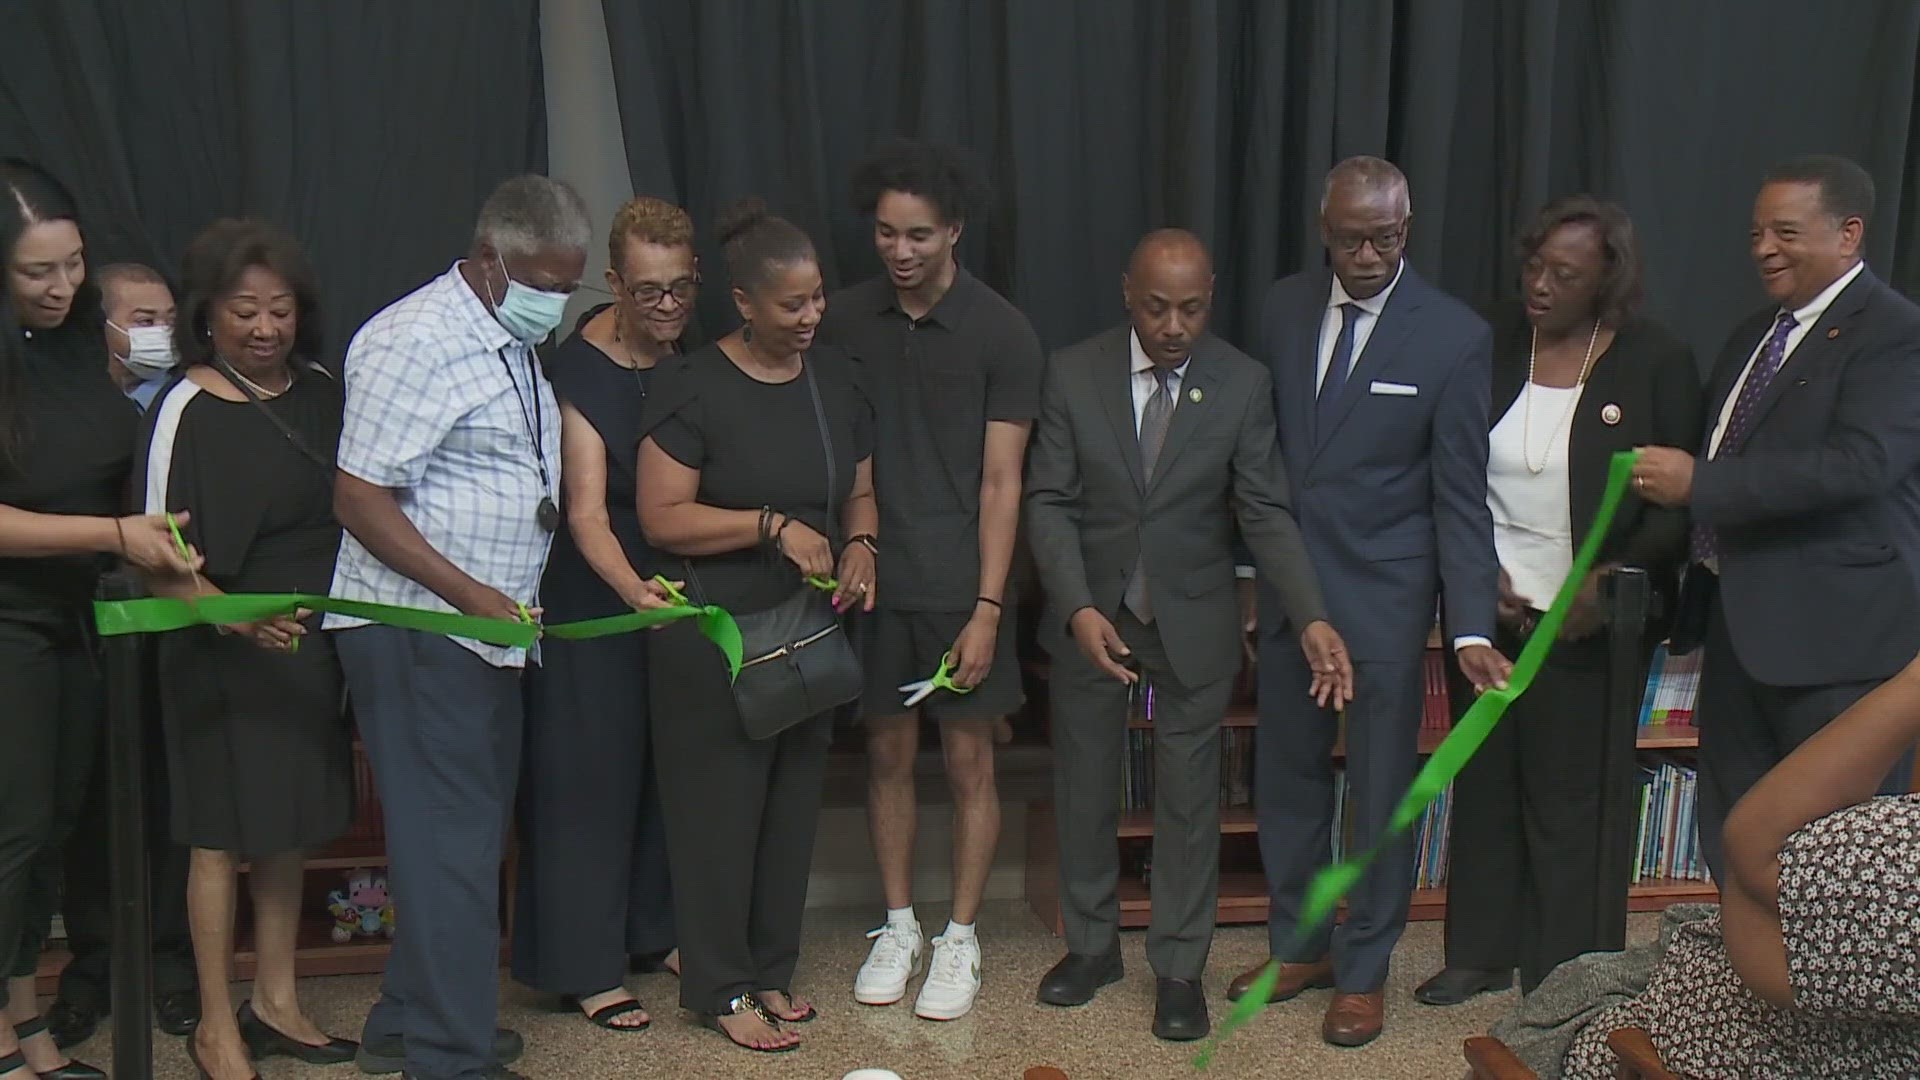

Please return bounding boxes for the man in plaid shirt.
[327,175,589,1080]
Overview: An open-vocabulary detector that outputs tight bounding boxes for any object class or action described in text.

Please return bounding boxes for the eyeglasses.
[618,272,701,309]
[1327,228,1406,256]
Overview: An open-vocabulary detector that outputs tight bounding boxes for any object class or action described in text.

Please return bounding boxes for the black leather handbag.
[692,359,862,740]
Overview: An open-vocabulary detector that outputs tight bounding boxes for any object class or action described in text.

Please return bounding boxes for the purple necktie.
[1690,310,1798,565]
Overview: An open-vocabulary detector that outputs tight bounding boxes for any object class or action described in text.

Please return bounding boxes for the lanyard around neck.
[496,347,552,495]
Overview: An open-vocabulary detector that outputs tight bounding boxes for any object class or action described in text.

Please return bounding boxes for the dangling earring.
[742,321,754,344]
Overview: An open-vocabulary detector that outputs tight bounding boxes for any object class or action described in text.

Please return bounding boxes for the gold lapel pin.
[1188,387,1203,403]
[1828,328,1841,339]
[1601,403,1622,426]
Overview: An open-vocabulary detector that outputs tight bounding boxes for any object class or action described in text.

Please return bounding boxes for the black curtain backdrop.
[0,0,548,357]
[604,0,1920,365]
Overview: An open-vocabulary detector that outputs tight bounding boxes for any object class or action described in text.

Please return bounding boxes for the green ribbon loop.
[93,592,744,679]
[1194,449,1641,1070]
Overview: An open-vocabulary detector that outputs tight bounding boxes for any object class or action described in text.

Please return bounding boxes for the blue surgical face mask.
[490,253,569,344]
[109,320,179,380]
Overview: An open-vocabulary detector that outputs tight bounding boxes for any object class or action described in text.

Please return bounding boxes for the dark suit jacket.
[1025,326,1327,688]
[1688,268,1920,687]
[1487,303,1705,595]
[1255,264,1498,663]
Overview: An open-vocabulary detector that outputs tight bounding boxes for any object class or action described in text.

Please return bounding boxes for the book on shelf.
[1638,643,1702,728]
[1634,758,1712,884]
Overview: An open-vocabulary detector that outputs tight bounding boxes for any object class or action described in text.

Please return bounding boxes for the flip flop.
[581,999,651,1032]
[758,991,817,1023]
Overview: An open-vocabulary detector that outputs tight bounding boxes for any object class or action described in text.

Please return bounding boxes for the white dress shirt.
[1707,260,1865,459]
[1128,329,1190,433]
[1316,259,1407,392]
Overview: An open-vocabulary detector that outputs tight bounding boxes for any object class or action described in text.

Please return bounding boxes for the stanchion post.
[97,571,154,1080]
[1595,565,1652,946]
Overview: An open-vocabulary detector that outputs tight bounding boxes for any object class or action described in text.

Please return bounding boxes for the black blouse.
[0,322,138,626]
[639,343,874,616]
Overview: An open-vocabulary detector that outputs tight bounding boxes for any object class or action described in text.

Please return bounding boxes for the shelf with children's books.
[1023,635,1725,935]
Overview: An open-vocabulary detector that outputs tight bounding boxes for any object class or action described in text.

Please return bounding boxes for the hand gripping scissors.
[899,651,974,709]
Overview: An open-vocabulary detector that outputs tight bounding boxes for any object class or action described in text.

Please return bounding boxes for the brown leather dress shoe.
[1322,991,1385,1047]
[1224,957,1335,1004]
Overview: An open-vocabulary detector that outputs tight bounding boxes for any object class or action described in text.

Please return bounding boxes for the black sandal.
[700,994,798,1054]
[562,995,651,1032]
[11,1020,105,1080]
[757,989,818,1023]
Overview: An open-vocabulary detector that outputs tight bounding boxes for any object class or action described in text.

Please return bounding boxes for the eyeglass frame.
[615,270,702,310]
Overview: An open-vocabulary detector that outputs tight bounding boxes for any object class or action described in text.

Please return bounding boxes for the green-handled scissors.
[899,651,973,709]
[652,575,691,607]
[170,511,303,653]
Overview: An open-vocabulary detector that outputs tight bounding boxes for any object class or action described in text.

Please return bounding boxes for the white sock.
[887,905,918,928]
[943,919,976,942]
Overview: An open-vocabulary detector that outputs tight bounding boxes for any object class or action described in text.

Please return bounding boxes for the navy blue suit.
[1252,263,1498,991]
[1683,267,1920,878]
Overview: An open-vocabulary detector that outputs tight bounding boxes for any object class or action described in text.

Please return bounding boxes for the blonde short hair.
[608,196,694,274]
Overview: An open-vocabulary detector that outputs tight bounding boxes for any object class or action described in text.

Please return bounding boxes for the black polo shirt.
[818,268,1043,611]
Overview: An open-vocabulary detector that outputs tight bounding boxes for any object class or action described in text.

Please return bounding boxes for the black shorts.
[860,608,1024,722]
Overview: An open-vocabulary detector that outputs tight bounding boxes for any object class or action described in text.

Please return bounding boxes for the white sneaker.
[913,933,982,1020]
[854,920,924,1005]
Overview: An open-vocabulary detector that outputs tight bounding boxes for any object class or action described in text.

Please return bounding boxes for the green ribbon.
[94,585,745,679]
[1194,449,1640,1070]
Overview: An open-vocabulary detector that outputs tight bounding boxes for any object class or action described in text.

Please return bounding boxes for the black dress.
[512,314,677,997]
[639,342,873,1014]
[0,321,137,1006]
[136,367,351,856]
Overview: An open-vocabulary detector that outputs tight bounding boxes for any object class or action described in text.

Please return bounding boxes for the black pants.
[1696,595,1910,881]
[511,631,674,997]
[649,621,831,1015]
[0,619,102,1010]
[1050,612,1234,980]
[57,636,196,1008]
[1441,627,1625,992]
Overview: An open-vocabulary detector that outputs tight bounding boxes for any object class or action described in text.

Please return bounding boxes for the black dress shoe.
[1413,966,1514,1006]
[155,989,202,1036]
[1036,948,1124,1006]
[43,1002,100,1050]
[236,1001,358,1065]
[1152,978,1210,1042]
[357,1027,524,1075]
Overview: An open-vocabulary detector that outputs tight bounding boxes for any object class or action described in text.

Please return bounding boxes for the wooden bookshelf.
[1026,800,1717,933]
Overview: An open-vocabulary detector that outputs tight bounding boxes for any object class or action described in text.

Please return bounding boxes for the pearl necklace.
[225,363,293,398]
[1521,321,1600,475]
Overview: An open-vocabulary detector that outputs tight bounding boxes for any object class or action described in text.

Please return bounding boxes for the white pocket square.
[1369,381,1418,396]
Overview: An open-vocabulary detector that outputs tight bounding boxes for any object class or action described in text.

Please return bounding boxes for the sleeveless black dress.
[512,311,676,995]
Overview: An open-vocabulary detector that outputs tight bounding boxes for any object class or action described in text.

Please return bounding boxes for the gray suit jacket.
[1025,325,1327,688]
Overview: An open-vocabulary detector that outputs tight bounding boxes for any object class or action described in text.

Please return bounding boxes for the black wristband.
[976,596,1003,611]
[849,533,878,555]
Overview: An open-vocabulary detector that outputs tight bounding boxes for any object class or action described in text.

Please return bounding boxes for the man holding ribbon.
[1235,157,1508,1048]
[1026,229,1352,1042]
[1631,154,1920,881]
[326,175,592,1080]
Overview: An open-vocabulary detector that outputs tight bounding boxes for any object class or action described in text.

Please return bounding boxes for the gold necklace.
[1521,321,1599,475]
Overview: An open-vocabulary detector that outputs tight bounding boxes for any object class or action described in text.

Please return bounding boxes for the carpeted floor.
[68,903,1658,1080]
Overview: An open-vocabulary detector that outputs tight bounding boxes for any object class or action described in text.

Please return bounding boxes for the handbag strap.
[212,357,334,471]
[801,355,840,546]
[683,353,840,604]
